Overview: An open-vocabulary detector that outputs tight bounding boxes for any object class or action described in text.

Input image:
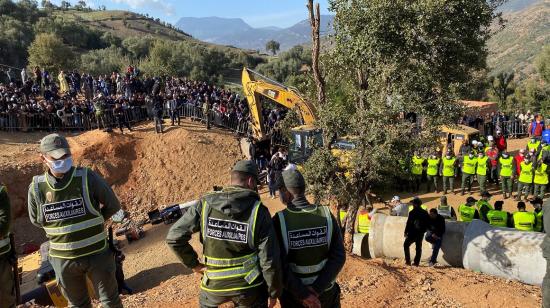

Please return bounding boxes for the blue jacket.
[543,129,550,144]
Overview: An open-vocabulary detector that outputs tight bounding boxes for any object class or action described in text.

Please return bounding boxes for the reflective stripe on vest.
[458,205,475,222]
[277,205,333,287]
[534,163,549,185]
[535,211,543,232]
[513,211,535,231]
[358,213,370,234]
[411,156,425,175]
[519,162,534,184]
[442,157,456,177]
[437,205,452,219]
[499,157,514,177]
[33,167,107,259]
[476,156,489,176]
[462,156,477,175]
[487,210,508,227]
[426,158,440,176]
[200,197,263,292]
[0,234,11,255]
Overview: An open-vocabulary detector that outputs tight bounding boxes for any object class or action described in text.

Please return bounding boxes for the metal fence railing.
[0,104,250,136]
[482,120,528,138]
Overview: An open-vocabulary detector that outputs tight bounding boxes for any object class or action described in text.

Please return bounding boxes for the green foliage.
[256,45,312,84]
[28,32,77,73]
[305,0,500,238]
[34,17,106,50]
[488,72,515,111]
[122,35,156,60]
[80,46,128,75]
[537,45,550,84]
[266,40,281,55]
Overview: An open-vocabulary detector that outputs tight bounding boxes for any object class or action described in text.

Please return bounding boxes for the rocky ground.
[0,122,542,307]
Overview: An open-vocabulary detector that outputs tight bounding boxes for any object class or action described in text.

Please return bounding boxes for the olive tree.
[304,0,504,250]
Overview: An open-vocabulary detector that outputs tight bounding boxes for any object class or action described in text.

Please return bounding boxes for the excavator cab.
[288,125,323,165]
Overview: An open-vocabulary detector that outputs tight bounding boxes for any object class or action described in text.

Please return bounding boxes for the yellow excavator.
[242,67,353,165]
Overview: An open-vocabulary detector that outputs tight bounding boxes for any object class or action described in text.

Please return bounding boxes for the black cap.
[410,197,422,206]
[232,160,258,178]
[466,197,477,204]
[281,169,306,189]
[481,191,492,198]
[531,197,543,205]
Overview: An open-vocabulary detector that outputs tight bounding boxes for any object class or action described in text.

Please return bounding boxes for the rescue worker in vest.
[476,150,490,195]
[516,155,535,201]
[461,150,477,195]
[532,197,544,232]
[273,169,345,308]
[458,197,480,222]
[426,153,441,193]
[541,198,550,307]
[440,150,457,195]
[357,205,375,234]
[476,191,494,223]
[498,151,516,199]
[511,202,536,231]
[27,134,122,308]
[338,207,347,227]
[487,201,511,228]
[403,197,430,266]
[534,159,550,199]
[0,184,15,308]
[527,137,541,154]
[437,196,457,220]
[425,208,445,267]
[166,160,283,308]
[411,151,426,193]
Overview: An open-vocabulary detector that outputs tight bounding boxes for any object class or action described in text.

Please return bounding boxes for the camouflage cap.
[232,160,258,178]
[39,133,71,159]
[282,169,305,189]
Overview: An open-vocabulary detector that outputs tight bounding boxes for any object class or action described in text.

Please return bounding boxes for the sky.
[51,0,332,28]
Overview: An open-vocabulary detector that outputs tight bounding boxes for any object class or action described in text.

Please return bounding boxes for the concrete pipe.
[462,219,546,286]
[365,214,465,267]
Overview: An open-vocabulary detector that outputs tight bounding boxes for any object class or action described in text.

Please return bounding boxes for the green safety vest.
[462,156,477,175]
[442,157,456,177]
[426,158,440,176]
[476,156,489,176]
[277,205,333,288]
[358,212,370,234]
[458,204,476,222]
[408,205,428,212]
[538,146,550,159]
[535,210,543,232]
[534,163,549,185]
[487,210,508,227]
[0,186,9,256]
[513,211,535,231]
[437,205,452,219]
[476,200,493,221]
[31,167,107,259]
[527,141,540,152]
[411,156,425,175]
[499,157,514,177]
[518,162,534,184]
[339,210,346,224]
[200,193,263,293]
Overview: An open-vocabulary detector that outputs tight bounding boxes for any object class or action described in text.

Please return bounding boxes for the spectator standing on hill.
[152,94,164,134]
[529,115,545,139]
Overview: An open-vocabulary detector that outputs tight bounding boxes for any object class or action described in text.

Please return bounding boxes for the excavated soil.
[0,123,542,307]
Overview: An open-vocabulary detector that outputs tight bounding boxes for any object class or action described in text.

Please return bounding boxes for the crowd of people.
[0,65,286,135]
[460,110,543,139]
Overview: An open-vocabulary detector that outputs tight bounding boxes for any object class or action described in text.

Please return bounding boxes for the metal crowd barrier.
[483,120,528,138]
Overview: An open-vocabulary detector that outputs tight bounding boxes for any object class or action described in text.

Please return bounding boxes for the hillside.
[487,0,550,77]
[53,9,192,42]
[176,15,335,52]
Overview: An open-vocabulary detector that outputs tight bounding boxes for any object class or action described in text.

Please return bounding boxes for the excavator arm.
[242,67,317,140]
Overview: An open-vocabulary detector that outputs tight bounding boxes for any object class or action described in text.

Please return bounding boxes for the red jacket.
[495,136,507,151]
[529,121,544,137]
[486,148,499,167]
[514,154,524,175]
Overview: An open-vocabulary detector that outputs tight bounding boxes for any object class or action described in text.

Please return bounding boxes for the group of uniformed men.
[410,137,550,201]
[0,133,345,308]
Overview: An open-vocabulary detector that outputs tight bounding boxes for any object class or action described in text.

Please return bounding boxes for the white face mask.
[45,156,73,174]
[446,155,451,159]
[502,154,509,158]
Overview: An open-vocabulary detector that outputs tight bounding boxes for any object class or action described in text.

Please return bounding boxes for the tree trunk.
[307,0,326,106]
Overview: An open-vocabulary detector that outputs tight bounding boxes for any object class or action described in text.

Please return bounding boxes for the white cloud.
[111,0,174,16]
